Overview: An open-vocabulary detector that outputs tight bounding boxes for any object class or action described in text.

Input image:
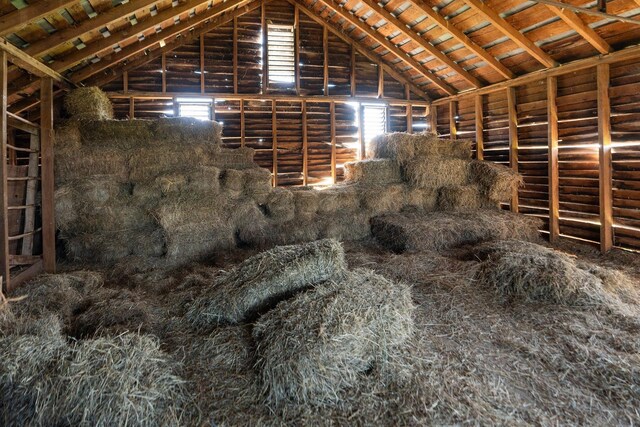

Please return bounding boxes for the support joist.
[40,77,56,274]
[547,76,559,242]
[546,6,612,55]
[597,63,613,252]
[507,87,519,213]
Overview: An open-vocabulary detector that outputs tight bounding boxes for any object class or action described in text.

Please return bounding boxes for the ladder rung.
[8,228,41,241]
[7,176,40,181]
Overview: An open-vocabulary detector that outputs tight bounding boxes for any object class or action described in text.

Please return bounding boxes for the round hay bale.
[130,227,166,258]
[436,184,497,211]
[186,239,347,326]
[404,158,470,189]
[265,188,295,223]
[344,159,403,185]
[253,269,415,406]
[292,187,319,220]
[64,87,114,120]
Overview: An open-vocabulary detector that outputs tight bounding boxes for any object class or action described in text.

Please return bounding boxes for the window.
[362,105,387,142]
[177,98,212,121]
[267,24,295,85]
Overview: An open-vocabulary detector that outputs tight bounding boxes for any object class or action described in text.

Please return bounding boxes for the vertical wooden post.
[350,45,356,97]
[233,19,238,94]
[123,70,128,93]
[161,52,167,93]
[507,87,519,213]
[330,101,336,183]
[547,76,559,243]
[211,98,216,122]
[172,96,179,117]
[597,63,613,252]
[475,94,484,160]
[358,103,364,159]
[430,105,437,134]
[294,7,300,96]
[240,99,245,147]
[129,97,134,119]
[407,104,413,134]
[261,1,268,94]
[40,77,55,274]
[21,133,39,256]
[377,67,384,98]
[0,51,9,291]
[302,100,308,185]
[323,26,329,95]
[449,100,457,140]
[200,34,206,94]
[272,99,278,186]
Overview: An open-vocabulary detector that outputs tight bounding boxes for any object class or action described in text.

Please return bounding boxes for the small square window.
[267,24,295,85]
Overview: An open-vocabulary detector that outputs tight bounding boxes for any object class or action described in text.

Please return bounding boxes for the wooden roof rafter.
[0,0,78,37]
[310,0,456,95]
[0,39,74,89]
[545,5,612,54]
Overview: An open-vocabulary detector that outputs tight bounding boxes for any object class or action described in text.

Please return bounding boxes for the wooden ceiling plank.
[546,5,612,54]
[24,0,163,58]
[358,0,483,88]
[0,0,78,37]
[404,0,515,80]
[314,0,455,95]
[462,0,558,68]
[293,0,432,99]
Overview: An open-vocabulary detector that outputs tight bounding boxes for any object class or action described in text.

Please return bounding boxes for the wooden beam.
[240,99,246,147]
[123,71,129,93]
[462,0,558,68]
[405,0,515,80]
[449,100,457,140]
[597,63,613,252]
[23,0,160,58]
[295,7,301,96]
[302,100,309,185]
[0,39,73,87]
[378,67,384,98]
[20,133,39,256]
[546,5,611,54]
[407,104,413,134]
[262,1,268,94]
[201,33,207,94]
[0,0,77,36]
[40,77,55,274]
[432,43,640,105]
[323,25,329,95]
[475,94,483,160]
[350,44,356,97]
[129,97,135,119]
[547,76,559,243]
[272,99,278,186]
[507,87,519,213]
[0,50,9,292]
[315,0,455,95]
[359,0,483,88]
[161,53,167,93]
[358,104,364,159]
[291,0,430,100]
[330,101,336,183]
[430,105,437,134]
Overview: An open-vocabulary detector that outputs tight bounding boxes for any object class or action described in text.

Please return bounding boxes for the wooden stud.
[597,63,613,252]
[233,18,238,94]
[294,7,301,96]
[21,133,39,256]
[507,87,519,213]
[358,104,365,160]
[449,100,457,140]
[262,1,268,94]
[201,34,206,94]
[407,104,413,134]
[378,68,384,98]
[302,100,308,185]
[272,99,278,186]
[0,51,9,292]
[161,53,167,93]
[330,101,337,183]
[123,71,129,93]
[211,98,216,122]
[323,26,329,95]
[430,105,437,134]
[40,77,55,274]
[172,96,179,117]
[475,94,484,160]
[547,76,559,243]
[240,99,246,147]
[129,97,135,119]
[350,44,356,97]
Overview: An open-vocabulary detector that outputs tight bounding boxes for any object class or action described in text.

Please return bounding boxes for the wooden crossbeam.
[462,0,558,68]
[405,0,515,80]
[358,0,483,88]
[0,0,77,37]
[23,0,162,58]
[547,5,612,54]
[0,39,73,87]
[315,0,455,95]
[291,0,431,100]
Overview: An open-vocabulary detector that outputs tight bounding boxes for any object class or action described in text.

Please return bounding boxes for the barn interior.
[1,0,640,425]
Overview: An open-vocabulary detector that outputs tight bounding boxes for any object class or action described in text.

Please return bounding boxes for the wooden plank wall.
[430,57,640,253]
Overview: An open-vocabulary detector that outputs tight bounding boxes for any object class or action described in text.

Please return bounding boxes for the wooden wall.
[102,0,428,186]
[431,56,640,253]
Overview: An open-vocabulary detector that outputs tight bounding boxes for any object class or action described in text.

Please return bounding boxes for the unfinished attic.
[2,0,640,424]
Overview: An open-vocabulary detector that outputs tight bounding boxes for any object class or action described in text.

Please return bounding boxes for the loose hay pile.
[186,239,347,326]
[371,210,542,252]
[253,268,415,406]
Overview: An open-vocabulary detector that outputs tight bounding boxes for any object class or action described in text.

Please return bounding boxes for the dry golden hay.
[57,199,152,234]
[368,132,472,165]
[265,187,295,222]
[0,332,193,426]
[316,185,360,215]
[358,183,406,215]
[64,233,132,264]
[320,212,371,242]
[163,222,235,265]
[253,268,415,406]
[221,169,245,194]
[127,145,213,183]
[53,121,81,150]
[77,119,155,148]
[404,157,470,189]
[469,160,523,203]
[55,145,129,184]
[186,239,347,326]
[242,167,272,199]
[55,179,129,230]
[292,187,319,220]
[154,117,222,144]
[233,198,269,248]
[272,219,322,246]
[344,159,403,185]
[403,187,438,212]
[473,240,639,313]
[64,86,114,120]
[371,210,542,253]
[436,184,498,211]
[209,146,256,170]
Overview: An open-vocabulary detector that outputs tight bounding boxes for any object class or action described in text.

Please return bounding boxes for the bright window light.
[267,24,295,85]
[178,99,212,121]
[363,105,387,142]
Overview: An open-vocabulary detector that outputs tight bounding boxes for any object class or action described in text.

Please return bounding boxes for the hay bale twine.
[436,184,497,211]
[154,117,222,144]
[253,268,415,406]
[404,158,470,189]
[64,87,114,120]
[473,240,627,309]
[186,239,347,326]
[469,160,523,203]
[264,187,295,223]
[344,159,402,185]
